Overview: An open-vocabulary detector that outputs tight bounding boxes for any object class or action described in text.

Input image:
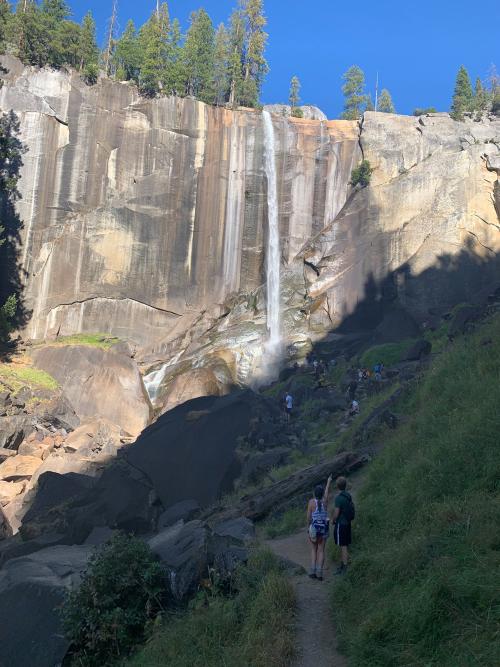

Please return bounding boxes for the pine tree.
[0,0,10,52]
[139,6,170,97]
[79,11,98,71]
[240,0,268,108]
[289,75,300,108]
[450,65,473,120]
[212,23,230,105]
[341,65,370,120]
[473,77,488,113]
[114,20,142,82]
[228,8,245,108]
[162,18,184,95]
[182,9,215,103]
[16,1,50,66]
[377,88,395,113]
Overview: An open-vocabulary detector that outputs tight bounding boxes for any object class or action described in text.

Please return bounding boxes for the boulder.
[124,390,270,509]
[0,532,70,567]
[158,499,200,529]
[17,437,55,459]
[39,393,80,431]
[400,339,432,361]
[0,504,12,540]
[0,414,34,449]
[0,545,93,667]
[0,455,41,481]
[0,480,26,506]
[148,520,208,601]
[63,418,122,456]
[159,365,232,414]
[448,306,482,336]
[20,471,94,540]
[212,517,255,544]
[32,345,151,436]
[240,448,290,485]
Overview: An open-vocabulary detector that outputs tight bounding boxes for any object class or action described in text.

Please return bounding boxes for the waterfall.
[262,110,281,349]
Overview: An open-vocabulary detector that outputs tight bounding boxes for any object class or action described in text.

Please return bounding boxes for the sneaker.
[334,564,347,576]
[316,574,323,581]
[308,572,317,579]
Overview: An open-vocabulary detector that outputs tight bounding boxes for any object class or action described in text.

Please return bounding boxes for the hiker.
[347,378,357,401]
[307,475,332,580]
[373,362,383,381]
[349,399,359,417]
[284,392,293,421]
[313,359,320,378]
[332,476,355,575]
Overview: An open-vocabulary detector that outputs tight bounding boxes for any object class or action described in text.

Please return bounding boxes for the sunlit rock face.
[301,112,500,330]
[0,56,359,352]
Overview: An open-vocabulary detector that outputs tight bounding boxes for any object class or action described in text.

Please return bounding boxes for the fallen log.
[204,451,366,524]
[0,448,16,460]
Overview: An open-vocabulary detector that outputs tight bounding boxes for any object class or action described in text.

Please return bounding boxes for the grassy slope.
[333,313,500,666]
[123,550,296,667]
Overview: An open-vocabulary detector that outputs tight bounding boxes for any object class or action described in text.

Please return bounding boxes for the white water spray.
[262,110,281,350]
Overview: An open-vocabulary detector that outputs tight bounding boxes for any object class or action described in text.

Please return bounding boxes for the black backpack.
[340,491,355,522]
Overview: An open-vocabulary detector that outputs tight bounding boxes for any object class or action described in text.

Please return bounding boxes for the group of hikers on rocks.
[307,474,355,579]
[282,358,385,422]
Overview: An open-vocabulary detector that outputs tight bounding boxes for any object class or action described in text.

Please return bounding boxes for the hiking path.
[267,530,347,667]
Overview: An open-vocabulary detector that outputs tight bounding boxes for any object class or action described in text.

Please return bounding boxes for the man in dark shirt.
[332,476,353,575]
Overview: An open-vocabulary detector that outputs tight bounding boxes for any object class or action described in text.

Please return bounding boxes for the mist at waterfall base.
[262,110,284,381]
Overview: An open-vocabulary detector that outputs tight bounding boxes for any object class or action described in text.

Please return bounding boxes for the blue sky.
[68,0,500,118]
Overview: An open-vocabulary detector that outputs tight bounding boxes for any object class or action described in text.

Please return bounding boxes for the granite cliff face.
[1,56,499,401]
[0,56,359,352]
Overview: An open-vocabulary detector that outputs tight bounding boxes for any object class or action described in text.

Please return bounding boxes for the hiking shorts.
[334,522,351,547]
[285,407,292,415]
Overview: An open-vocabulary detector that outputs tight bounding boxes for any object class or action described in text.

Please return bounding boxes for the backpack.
[339,491,355,522]
[310,499,329,539]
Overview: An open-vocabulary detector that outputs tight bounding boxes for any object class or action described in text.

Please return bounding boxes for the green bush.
[291,107,304,118]
[359,339,415,369]
[350,159,373,187]
[83,62,99,86]
[62,533,164,666]
[333,313,500,666]
[125,549,296,667]
[413,106,437,116]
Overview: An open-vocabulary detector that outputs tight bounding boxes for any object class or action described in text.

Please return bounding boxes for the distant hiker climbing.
[307,475,332,580]
[349,399,360,417]
[374,362,384,381]
[332,476,355,575]
[284,392,293,421]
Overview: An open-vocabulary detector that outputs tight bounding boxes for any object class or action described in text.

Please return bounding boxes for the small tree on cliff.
[341,65,370,119]
[450,65,473,120]
[289,75,303,117]
[114,20,142,82]
[377,88,395,113]
[228,8,245,107]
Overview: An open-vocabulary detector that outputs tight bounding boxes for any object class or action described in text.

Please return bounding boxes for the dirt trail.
[267,530,347,667]
[266,470,367,666]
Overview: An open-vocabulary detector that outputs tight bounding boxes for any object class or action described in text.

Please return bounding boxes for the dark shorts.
[334,522,351,546]
[285,407,292,415]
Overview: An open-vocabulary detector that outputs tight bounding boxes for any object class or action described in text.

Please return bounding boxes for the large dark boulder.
[158,499,200,529]
[124,390,271,509]
[0,545,92,667]
[148,520,208,601]
[374,306,420,343]
[400,339,432,362]
[449,305,482,336]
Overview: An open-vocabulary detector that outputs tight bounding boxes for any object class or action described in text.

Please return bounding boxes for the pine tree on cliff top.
[473,77,488,112]
[78,11,98,71]
[213,23,231,105]
[341,65,370,119]
[182,8,215,103]
[228,8,245,107]
[450,65,473,120]
[139,6,170,97]
[240,0,268,108]
[114,20,142,82]
[377,88,395,113]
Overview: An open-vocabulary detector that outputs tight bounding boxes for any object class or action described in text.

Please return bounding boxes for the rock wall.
[0,56,359,348]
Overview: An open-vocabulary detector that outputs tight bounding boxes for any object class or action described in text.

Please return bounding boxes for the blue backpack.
[310,499,329,538]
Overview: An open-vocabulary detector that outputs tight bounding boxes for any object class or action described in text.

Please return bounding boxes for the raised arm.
[323,475,332,507]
